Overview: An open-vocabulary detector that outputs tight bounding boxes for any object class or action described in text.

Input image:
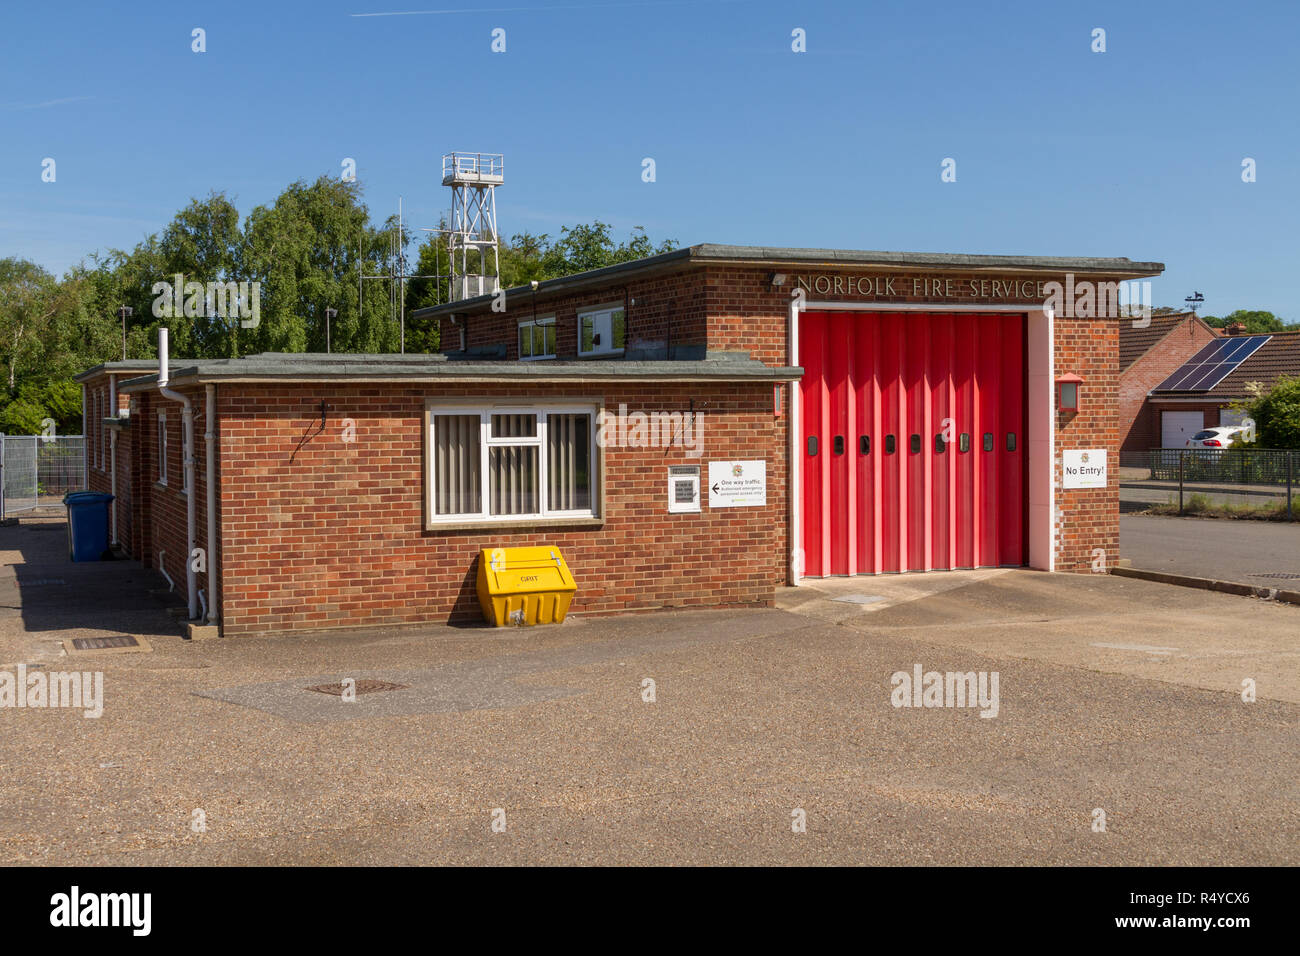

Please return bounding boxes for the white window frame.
[157,412,168,485]
[577,305,626,357]
[517,315,556,361]
[427,402,599,525]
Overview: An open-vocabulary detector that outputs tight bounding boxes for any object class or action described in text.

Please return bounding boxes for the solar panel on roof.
[1153,335,1271,391]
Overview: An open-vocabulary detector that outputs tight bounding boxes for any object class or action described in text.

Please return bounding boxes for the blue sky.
[2,0,1296,318]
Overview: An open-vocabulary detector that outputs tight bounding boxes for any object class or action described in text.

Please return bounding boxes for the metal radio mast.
[442,152,503,301]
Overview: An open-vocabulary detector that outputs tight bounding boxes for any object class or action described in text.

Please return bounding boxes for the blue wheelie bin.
[63,491,115,561]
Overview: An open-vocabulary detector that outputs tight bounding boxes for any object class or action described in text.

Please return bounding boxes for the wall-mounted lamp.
[1056,373,1084,413]
[769,272,788,289]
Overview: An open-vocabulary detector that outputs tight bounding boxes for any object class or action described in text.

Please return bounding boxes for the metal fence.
[1147,448,1297,518]
[0,434,86,517]
[1149,448,1297,485]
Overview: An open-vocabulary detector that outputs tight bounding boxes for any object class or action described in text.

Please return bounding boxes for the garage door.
[799,311,1027,576]
[1161,411,1204,448]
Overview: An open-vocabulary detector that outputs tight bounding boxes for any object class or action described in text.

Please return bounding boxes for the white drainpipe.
[157,550,175,592]
[204,383,218,627]
[157,328,198,620]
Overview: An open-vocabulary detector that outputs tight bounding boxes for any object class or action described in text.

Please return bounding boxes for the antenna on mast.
[357,196,443,354]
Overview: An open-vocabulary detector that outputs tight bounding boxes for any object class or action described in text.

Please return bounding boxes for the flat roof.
[411,242,1167,319]
[73,360,159,383]
[116,350,801,390]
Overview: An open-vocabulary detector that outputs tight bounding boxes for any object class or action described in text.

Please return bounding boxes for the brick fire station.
[76,245,1163,637]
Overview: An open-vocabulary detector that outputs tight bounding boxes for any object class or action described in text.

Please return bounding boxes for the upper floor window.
[518,316,556,360]
[578,306,625,357]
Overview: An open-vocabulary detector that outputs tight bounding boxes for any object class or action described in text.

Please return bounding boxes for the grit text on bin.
[475,545,577,626]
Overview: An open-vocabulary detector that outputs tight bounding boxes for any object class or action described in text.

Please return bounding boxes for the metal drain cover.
[832,594,885,605]
[71,635,139,650]
[305,679,409,696]
[1249,572,1300,580]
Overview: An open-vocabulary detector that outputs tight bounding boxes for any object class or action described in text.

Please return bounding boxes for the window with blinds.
[432,414,480,516]
[428,405,598,522]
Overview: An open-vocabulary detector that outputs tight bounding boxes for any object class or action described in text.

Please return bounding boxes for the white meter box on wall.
[667,465,700,513]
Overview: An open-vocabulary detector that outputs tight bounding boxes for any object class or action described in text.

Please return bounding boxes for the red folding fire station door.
[799,311,1027,576]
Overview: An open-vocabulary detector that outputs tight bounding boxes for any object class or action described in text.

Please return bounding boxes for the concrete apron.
[779,568,1300,705]
[777,568,1014,623]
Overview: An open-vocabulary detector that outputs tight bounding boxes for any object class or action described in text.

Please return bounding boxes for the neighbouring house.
[1118,311,1220,465]
[1147,326,1300,449]
[75,244,1163,638]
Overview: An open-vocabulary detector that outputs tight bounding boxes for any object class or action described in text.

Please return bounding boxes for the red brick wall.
[84,375,135,500]
[86,383,107,491]
[128,388,213,608]
[436,269,708,360]
[216,381,786,635]
[441,263,1132,366]
[89,261,1142,634]
[1053,318,1119,572]
[1119,318,1219,454]
[425,263,1136,577]
[114,424,133,552]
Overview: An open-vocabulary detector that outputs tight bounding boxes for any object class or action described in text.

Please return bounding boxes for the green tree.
[1201,310,1298,333]
[405,221,678,336]
[240,177,398,356]
[0,258,61,391]
[1244,375,1300,448]
[157,192,244,358]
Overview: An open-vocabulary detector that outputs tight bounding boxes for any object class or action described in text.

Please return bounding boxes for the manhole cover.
[831,593,885,605]
[1249,572,1300,580]
[305,680,409,696]
[71,635,139,650]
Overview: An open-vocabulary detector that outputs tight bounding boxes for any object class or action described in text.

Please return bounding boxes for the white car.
[1186,426,1243,449]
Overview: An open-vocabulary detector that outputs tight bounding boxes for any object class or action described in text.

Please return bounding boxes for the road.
[1120,513,1300,585]
[1,514,1297,865]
